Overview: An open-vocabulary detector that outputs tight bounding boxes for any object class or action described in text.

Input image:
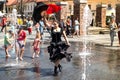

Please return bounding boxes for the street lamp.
[1,0,8,13]
[5,0,8,13]
[20,0,23,18]
[17,0,23,18]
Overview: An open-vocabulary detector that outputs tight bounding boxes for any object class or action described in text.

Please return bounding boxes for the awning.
[6,0,17,6]
[35,0,50,2]
[23,0,35,3]
[6,0,60,6]
[35,0,60,2]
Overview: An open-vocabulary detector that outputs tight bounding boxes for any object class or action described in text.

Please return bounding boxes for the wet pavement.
[0,40,120,80]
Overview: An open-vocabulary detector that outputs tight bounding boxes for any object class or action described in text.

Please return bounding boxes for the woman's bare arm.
[62,30,70,45]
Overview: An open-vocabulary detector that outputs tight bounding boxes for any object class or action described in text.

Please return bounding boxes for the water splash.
[79,5,92,80]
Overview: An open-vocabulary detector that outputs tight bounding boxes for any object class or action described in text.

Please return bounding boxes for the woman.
[117,23,120,46]
[73,17,79,37]
[1,15,7,32]
[65,18,71,36]
[45,19,71,76]
[39,18,45,40]
[109,19,117,46]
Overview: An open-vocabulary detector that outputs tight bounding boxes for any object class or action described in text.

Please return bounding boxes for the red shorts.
[28,27,32,33]
[34,47,40,52]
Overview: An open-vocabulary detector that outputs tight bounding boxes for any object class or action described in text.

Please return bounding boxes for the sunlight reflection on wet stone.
[2,61,32,69]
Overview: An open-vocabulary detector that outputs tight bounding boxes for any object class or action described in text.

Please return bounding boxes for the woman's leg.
[53,60,60,76]
[110,31,114,46]
[1,25,5,32]
[110,31,113,46]
[76,30,79,37]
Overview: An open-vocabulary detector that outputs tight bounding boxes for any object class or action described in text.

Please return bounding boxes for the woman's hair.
[36,32,40,38]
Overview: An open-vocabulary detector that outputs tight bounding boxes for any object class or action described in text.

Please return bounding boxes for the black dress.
[47,27,70,62]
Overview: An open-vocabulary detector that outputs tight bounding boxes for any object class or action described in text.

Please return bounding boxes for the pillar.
[74,0,87,35]
[116,4,120,24]
[96,4,107,27]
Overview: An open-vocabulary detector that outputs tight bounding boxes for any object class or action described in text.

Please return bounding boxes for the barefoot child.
[4,30,14,58]
[32,30,41,58]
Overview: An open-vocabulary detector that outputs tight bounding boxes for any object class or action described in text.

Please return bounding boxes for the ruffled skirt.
[47,42,71,62]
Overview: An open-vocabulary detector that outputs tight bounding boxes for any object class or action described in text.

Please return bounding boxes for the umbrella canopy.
[32,2,61,23]
[46,4,61,14]
[32,2,48,23]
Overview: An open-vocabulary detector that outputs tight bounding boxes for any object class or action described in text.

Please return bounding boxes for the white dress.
[74,20,79,31]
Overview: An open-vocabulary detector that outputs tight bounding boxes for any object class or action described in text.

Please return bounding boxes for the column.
[74,0,87,35]
[116,4,120,24]
[96,4,107,27]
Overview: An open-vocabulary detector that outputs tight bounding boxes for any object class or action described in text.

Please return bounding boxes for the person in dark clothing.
[1,15,7,32]
[65,18,71,36]
[45,19,71,76]
[60,18,65,29]
[117,23,120,46]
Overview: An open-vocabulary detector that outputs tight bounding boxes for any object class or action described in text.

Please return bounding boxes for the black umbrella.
[32,2,48,23]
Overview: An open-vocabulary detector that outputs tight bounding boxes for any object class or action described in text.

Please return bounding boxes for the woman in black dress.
[45,19,70,76]
[32,3,71,75]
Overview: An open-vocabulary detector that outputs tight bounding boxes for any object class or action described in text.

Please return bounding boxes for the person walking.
[17,16,23,29]
[59,18,65,29]
[45,18,71,76]
[1,15,7,32]
[65,17,71,36]
[73,17,79,37]
[39,18,45,40]
[109,19,117,46]
[117,23,120,46]
[111,13,115,21]
[16,27,26,60]
[26,17,33,35]
[32,29,41,58]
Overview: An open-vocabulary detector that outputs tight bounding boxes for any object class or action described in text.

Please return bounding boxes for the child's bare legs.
[5,44,13,57]
[19,48,24,61]
[36,51,40,57]
[32,51,35,59]
[16,48,19,60]
[32,50,40,58]
[5,45,11,57]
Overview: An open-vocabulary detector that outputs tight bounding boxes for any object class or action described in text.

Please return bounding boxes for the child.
[32,30,41,58]
[26,17,33,35]
[4,30,14,57]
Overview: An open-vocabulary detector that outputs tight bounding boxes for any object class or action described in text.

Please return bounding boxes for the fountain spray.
[79,5,92,80]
